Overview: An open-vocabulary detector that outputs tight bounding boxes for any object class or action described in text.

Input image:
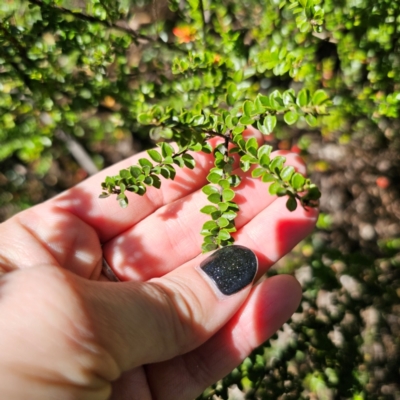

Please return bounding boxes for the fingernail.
[200,245,258,296]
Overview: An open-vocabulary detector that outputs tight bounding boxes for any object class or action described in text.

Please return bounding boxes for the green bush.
[1,0,400,398]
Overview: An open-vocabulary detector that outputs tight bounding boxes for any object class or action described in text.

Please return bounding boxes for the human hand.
[0,133,318,399]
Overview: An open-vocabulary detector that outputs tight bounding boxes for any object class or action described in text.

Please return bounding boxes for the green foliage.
[2,0,400,398]
[102,84,324,250]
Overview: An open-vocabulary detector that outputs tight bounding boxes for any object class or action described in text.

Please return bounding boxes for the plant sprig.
[100,141,210,208]
[100,87,326,251]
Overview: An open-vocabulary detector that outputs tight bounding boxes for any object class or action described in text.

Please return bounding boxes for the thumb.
[81,245,258,372]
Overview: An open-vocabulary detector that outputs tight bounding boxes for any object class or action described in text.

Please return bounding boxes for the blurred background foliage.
[0,0,399,398]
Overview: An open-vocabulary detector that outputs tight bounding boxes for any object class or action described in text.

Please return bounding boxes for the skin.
[0,130,318,400]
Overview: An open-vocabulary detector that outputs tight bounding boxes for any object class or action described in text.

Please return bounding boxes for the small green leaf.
[203,235,216,244]
[128,185,139,193]
[200,228,212,236]
[291,172,306,189]
[226,201,239,210]
[202,184,219,195]
[227,82,237,96]
[226,83,238,106]
[229,175,242,187]
[243,100,254,117]
[211,210,222,220]
[297,88,310,107]
[222,188,235,201]
[286,196,298,211]
[304,186,321,201]
[224,224,237,233]
[162,155,173,164]
[144,176,153,185]
[160,142,174,158]
[182,153,196,169]
[173,156,185,168]
[160,167,171,179]
[305,114,318,126]
[232,125,245,135]
[189,142,203,152]
[218,202,229,212]
[261,173,275,183]
[202,242,218,252]
[283,110,299,125]
[229,147,240,155]
[118,198,129,208]
[222,210,237,220]
[165,165,176,180]
[257,120,270,135]
[264,114,277,133]
[137,185,146,195]
[281,165,295,181]
[208,193,222,204]
[245,137,258,155]
[105,176,116,186]
[257,144,272,159]
[218,179,230,189]
[138,113,153,125]
[192,115,205,126]
[270,156,286,173]
[254,96,265,113]
[239,115,253,125]
[258,94,270,107]
[259,153,270,168]
[252,167,265,178]
[218,230,231,241]
[160,128,173,140]
[269,91,284,109]
[151,175,161,189]
[287,1,299,9]
[283,89,296,106]
[138,158,153,168]
[142,166,151,176]
[120,169,131,179]
[225,115,234,128]
[207,171,223,184]
[117,192,128,207]
[203,220,218,231]
[269,181,283,195]
[312,89,329,105]
[233,70,244,83]
[202,142,213,153]
[227,94,236,106]
[200,205,218,214]
[217,217,229,228]
[147,149,162,163]
[240,158,251,172]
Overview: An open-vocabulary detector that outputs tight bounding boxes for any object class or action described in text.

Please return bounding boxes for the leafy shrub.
[1,0,400,398]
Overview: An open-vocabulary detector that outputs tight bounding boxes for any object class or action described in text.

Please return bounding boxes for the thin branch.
[198,0,207,45]
[56,129,99,175]
[27,0,184,52]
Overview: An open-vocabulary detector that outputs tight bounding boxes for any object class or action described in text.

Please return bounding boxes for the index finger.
[49,129,265,243]
[50,143,216,243]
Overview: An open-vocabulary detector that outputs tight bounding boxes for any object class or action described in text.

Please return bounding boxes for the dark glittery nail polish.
[200,245,258,296]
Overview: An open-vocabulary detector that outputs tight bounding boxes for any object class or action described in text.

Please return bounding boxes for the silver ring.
[102,257,120,282]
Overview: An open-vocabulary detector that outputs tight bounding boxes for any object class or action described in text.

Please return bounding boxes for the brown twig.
[27,0,185,52]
